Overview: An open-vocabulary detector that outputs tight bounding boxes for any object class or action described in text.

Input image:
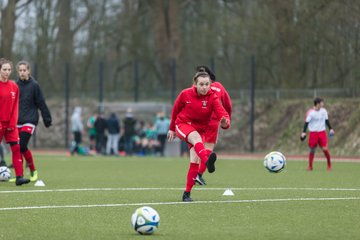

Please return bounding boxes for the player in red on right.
[301,97,334,171]
[194,66,232,185]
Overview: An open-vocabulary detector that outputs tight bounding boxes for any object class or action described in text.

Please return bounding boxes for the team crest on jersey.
[202,101,208,108]
[10,91,16,99]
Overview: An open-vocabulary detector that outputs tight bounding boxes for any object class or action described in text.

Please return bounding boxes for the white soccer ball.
[0,166,11,181]
[264,151,286,173]
[131,206,160,235]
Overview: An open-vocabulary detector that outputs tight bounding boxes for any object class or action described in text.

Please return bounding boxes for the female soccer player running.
[167,71,230,202]
[194,66,232,185]
[0,58,30,185]
[301,97,334,171]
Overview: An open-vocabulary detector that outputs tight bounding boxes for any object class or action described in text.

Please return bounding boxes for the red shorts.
[175,123,205,149]
[308,131,327,148]
[0,121,20,143]
[17,123,36,135]
[204,119,219,144]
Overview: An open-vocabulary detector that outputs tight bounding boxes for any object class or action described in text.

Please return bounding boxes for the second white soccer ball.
[131,206,160,235]
[264,151,286,173]
[0,166,11,181]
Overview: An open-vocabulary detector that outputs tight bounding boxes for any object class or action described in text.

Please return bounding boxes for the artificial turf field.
[1,154,360,240]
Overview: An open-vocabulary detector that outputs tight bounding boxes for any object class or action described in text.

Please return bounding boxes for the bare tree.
[0,0,17,59]
[54,0,92,90]
[148,0,182,88]
[0,0,32,59]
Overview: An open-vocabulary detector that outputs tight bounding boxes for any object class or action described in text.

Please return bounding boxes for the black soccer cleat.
[195,173,206,185]
[15,176,30,186]
[182,191,193,202]
[206,152,217,173]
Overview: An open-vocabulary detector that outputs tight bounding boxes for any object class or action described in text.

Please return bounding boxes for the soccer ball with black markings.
[131,206,160,235]
[0,166,11,181]
[264,151,286,173]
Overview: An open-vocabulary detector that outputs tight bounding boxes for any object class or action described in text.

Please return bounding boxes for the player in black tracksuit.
[15,61,52,182]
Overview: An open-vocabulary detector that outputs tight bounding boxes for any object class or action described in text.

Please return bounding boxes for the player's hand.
[220,117,229,128]
[300,132,306,141]
[329,129,335,138]
[44,120,52,128]
[167,130,176,141]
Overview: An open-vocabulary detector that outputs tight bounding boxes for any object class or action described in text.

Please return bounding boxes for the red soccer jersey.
[0,80,19,128]
[169,86,230,132]
[210,81,232,119]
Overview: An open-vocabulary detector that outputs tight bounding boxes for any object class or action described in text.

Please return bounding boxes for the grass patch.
[1,155,360,239]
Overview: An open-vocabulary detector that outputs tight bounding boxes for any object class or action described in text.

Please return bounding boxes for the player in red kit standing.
[194,66,232,185]
[0,58,30,186]
[16,60,52,182]
[167,71,230,202]
[301,97,334,171]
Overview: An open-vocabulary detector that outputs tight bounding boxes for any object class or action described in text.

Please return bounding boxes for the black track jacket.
[16,77,52,126]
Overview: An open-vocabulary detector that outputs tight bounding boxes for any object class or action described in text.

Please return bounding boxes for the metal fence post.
[250,55,256,153]
[134,59,139,103]
[64,63,70,149]
[33,63,38,149]
[171,58,176,103]
[99,61,104,113]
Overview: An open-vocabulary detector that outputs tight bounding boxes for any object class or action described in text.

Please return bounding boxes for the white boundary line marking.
[1,197,360,211]
[1,187,360,194]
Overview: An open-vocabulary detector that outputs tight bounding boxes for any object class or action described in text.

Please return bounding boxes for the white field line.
[1,197,360,211]
[1,187,360,194]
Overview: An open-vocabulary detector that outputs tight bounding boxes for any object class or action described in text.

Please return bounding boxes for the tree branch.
[72,0,93,34]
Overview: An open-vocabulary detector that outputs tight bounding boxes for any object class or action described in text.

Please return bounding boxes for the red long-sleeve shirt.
[0,80,19,128]
[169,86,230,132]
[210,81,232,120]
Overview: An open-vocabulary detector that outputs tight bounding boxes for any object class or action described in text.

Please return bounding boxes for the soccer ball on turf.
[0,166,11,181]
[264,151,286,173]
[131,206,160,235]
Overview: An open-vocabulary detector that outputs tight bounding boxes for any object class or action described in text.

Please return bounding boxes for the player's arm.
[324,109,334,136]
[167,92,184,141]
[221,88,232,119]
[34,83,52,128]
[301,111,313,141]
[213,95,230,129]
[300,122,309,141]
[325,120,332,130]
[8,85,19,131]
[325,119,335,136]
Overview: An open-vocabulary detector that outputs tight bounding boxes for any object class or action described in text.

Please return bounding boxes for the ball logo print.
[131,206,160,235]
[0,166,11,181]
[264,151,286,173]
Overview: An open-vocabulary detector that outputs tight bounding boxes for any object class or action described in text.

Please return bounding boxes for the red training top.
[0,80,19,128]
[210,81,232,120]
[169,85,230,132]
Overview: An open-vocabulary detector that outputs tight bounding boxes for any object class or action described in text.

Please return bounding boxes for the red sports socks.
[308,152,315,170]
[323,149,331,168]
[198,149,212,174]
[194,142,209,166]
[11,144,23,177]
[185,163,199,192]
[23,149,35,172]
